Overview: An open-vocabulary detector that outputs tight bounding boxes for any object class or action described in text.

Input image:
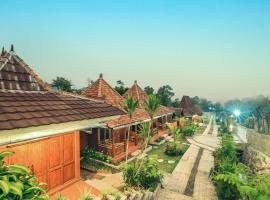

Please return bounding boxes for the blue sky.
[1,0,270,101]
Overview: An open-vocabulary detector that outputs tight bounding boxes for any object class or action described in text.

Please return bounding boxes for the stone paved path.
[156,116,218,200]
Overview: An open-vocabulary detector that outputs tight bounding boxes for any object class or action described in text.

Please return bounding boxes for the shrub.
[81,147,112,163]
[181,125,196,136]
[212,133,270,200]
[165,142,185,156]
[123,157,163,190]
[0,150,49,200]
[214,134,238,167]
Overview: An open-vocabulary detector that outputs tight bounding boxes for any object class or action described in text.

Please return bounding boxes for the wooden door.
[48,136,63,190]
[63,133,75,183]
[0,131,79,193]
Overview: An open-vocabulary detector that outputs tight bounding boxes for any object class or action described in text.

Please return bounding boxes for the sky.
[1,0,270,102]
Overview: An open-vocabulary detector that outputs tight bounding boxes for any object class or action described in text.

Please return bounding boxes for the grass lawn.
[147,141,188,175]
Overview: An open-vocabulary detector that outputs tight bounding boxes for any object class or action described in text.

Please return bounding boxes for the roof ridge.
[12,53,53,92]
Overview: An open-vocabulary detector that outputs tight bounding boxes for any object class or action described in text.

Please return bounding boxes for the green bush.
[0,150,49,200]
[212,133,270,200]
[123,158,163,191]
[165,142,185,156]
[214,134,238,166]
[181,125,196,136]
[81,147,112,163]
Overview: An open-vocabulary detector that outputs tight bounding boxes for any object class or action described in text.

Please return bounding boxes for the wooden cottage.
[0,46,123,195]
[83,77,175,161]
[179,95,202,117]
[123,81,176,142]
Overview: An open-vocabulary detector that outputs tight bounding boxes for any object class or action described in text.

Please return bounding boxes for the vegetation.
[181,124,197,136]
[165,142,185,156]
[52,76,73,92]
[81,147,112,163]
[0,150,49,200]
[138,122,152,150]
[145,94,160,134]
[144,86,155,95]
[147,142,186,174]
[55,190,95,200]
[124,96,139,162]
[114,80,128,95]
[156,85,175,106]
[211,134,270,200]
[223,95,270,133]
[123,157,163,191]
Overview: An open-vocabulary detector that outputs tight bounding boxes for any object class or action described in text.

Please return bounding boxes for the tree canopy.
[52,76,73,92]
[115,80,128,95]
[144,86,155,95]
[156,85,175,106]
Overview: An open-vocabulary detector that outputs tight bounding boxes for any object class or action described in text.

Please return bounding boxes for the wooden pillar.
[97,128,100,144]
[112,129,115,157]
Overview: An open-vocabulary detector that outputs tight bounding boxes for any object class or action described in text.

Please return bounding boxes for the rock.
[157,159,164,163]
[243,145,270,174]
[168,160,175,164]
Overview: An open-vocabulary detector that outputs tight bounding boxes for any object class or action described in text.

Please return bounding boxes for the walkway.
[156,116,219,200]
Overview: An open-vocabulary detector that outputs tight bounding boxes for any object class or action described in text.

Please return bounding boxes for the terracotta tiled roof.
[156,105,175,116]
[0,91,123,130]
[123,81,148,107]
[180,95,202,117]
[0,46,123,130]
[83,74,125,111]
[106,106,174,128]
[0,46,52,91]
[106,81,173,128]
[123,81,174,114]
[106,108,149,128]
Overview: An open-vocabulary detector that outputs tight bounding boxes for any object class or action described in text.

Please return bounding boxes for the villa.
[179,95,202,118]
[83,76,176,161]
[0,46,123,195]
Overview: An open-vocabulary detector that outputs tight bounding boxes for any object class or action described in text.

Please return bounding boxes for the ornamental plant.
[0,150,49,200]
[81,147,112,163]
[123,157,163,191]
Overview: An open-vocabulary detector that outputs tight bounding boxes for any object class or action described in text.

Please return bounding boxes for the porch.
[97,128,142,162]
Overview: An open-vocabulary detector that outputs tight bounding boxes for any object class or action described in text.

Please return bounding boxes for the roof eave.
[0,115,121,146]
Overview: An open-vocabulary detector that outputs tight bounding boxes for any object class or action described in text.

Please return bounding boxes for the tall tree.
[156,85,175,106]
[144,86,155,95]
[124,96,139,162]
[52,77,73,92]
[115,80,128,95]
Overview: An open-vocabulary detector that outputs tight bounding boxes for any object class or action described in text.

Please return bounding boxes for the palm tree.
[145,94,161,134]
[124,96,139,162]
[167,123,181,143]
[138,122,151,151]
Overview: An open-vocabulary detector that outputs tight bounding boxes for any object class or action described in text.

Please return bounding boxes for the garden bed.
[147,141,188,174]
[81,158,120,174]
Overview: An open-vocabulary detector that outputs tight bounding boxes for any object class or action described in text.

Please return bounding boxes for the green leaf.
[8,164,30,174]
[0,151,15,159]
[0,180,10,196]
[8,182,23,199]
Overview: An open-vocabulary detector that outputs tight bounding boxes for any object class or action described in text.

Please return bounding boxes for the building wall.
[80,128,99,150]
[0,131,80,194]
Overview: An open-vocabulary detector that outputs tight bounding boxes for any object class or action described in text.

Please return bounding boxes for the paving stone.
[157,116,218,200]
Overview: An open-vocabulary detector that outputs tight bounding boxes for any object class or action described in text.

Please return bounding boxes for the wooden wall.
[80,128,99,150]
[0,131,81,195]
